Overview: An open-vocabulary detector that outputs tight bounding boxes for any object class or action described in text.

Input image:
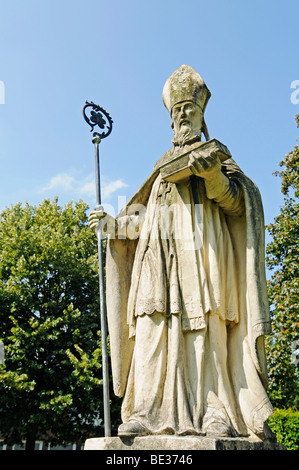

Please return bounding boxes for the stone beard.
[104,65,274,440]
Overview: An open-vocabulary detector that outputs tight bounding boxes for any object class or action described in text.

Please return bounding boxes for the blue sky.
[0,0,298,246]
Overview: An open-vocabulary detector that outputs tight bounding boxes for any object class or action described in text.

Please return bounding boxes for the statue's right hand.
[88,205,107,234]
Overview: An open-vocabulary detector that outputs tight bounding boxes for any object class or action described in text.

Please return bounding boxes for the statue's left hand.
[188,151,222,181]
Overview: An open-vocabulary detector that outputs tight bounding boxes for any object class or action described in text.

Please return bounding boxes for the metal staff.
[82,101,113,437]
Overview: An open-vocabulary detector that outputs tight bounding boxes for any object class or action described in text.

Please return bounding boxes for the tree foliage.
[266,114,299,408]
[268,408,299,450]
[0,198,119,449]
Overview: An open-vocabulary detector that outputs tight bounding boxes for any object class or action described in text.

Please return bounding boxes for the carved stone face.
[171,101,203,142]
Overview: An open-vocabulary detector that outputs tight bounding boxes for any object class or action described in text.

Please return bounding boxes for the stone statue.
[89,65,274,440]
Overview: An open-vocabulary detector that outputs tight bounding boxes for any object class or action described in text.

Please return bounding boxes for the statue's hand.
[188,151,222,181]
[88,205,107,235]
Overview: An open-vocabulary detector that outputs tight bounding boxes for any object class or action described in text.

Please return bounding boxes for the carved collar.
[172,134,202,147]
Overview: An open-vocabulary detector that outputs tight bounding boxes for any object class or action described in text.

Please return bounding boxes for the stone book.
[160,138,232,183]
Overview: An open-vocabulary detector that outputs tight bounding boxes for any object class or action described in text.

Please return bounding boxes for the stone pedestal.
[84,435,285,451]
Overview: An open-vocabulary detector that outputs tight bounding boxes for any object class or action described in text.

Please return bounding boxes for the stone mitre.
[162,64,211,115]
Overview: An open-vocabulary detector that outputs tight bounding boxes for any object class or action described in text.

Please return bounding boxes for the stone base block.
[84,435,285,451]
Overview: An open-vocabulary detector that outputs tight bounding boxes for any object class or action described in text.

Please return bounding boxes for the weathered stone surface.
[84,435,285,451]
[88,65,276,441]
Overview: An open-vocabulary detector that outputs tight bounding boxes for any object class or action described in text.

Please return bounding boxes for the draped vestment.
[106,144,273,438]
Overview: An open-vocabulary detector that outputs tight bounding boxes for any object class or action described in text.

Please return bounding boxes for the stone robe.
[106,142,273,439]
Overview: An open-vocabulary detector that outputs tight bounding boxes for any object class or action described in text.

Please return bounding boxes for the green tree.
[266,114,299,408]
[0,198,119,450]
